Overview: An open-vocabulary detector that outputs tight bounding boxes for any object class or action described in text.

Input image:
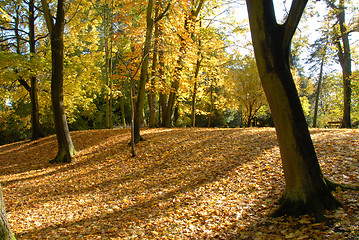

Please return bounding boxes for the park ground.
[0,127,358,239]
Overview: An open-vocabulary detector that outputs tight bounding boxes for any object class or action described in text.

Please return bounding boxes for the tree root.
[49,150,73,164]
[325,177,359,191]
[272,188,342,222]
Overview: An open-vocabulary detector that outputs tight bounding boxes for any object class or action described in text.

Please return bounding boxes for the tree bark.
[29,0,44,140]
[134,0,170,139]
[147,3,161,128]
[134,0,155,142]
[337,0,352,128]
[120,95,126,128]
[41,0,76,163]
[246,0,341,221]
[190,80,198,127]
[158,33,167,126]
[190,37,202,127]
[312,51,326,128]
[0,184,16,240]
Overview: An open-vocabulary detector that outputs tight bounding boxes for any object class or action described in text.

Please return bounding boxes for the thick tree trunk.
[246,0,341,221]
[49,0,76,163]
[0,184,16,240]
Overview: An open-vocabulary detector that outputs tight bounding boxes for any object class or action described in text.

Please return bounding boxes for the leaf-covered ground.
[0,128,358,239]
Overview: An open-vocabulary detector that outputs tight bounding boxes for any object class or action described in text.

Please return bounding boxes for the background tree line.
[0,0,358,146]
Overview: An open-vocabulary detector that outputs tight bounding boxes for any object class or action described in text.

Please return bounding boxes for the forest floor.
[0,127,358,239]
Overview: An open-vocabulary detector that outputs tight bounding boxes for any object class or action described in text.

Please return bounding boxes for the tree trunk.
[104,3,113,129]
[246,0,341,221]
[208,79,214,127]
[163,81,178,127]
[120,95,126,128]
[134,0,155,142]
[29,0,44,140]
[0,184,16,240]
[191,54,202,127]
[15,1,44,140]
[46,0,76,163]
[312,52,325,128]
[337,0,352,128]
[158,31,167,127]
[190,80,198,127]
[147,4,161,128]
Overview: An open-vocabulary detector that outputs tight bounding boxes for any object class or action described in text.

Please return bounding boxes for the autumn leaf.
[0,128,358,239]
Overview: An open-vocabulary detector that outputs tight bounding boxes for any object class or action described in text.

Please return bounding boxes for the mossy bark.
[246,0,341,221]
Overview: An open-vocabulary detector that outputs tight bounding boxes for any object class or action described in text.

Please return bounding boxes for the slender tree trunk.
[246,0,341,221]
[130,74,136,157]
[337,0,352,128]
[191,56,202,127]
[312,54,325,128]
[191,81,198,127]
[147,4,161,128]
[0,185,16,240]
[208,79,214,127]
[104,2,113,129]
[134,0,155,142]
[29,0,44,140]
[120,95,126,128]
[159,45,167,126]
[134,0,170,135]
[15,2,43,140]
[163,81,178,127]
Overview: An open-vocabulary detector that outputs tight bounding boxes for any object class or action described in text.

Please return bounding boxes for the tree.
[326,0,353,128]
[246,0,341,220]
[308,21,332,128]
[0,184,16,240]
[133,0,170,143]
[41,0,76,163]
[28,0,44,140]
[228,56,266,127]
[0,0,44,140]
[162,0,205,127]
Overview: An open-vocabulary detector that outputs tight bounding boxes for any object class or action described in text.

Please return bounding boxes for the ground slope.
[0,128,358,239]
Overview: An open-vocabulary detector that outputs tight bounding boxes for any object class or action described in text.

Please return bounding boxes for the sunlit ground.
[0,128,358,239]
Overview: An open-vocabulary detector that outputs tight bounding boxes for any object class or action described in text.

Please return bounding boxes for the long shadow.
[219,128,359,239]
[10,128,280,239]
[0,128,130,180]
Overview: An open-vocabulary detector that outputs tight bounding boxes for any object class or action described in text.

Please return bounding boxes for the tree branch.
[40,0,54,34]
[192,0,205,19]
[154,1,171,24]
[282,0,308,49]
[18,77,31,92]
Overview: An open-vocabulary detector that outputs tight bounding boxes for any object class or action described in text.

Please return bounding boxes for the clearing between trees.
[0,128,358,239]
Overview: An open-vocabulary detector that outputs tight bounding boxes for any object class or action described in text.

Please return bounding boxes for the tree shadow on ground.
[0,128,129,181]
[6,128,279,239]
[220,129,359,239]
[3,128,358,239]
